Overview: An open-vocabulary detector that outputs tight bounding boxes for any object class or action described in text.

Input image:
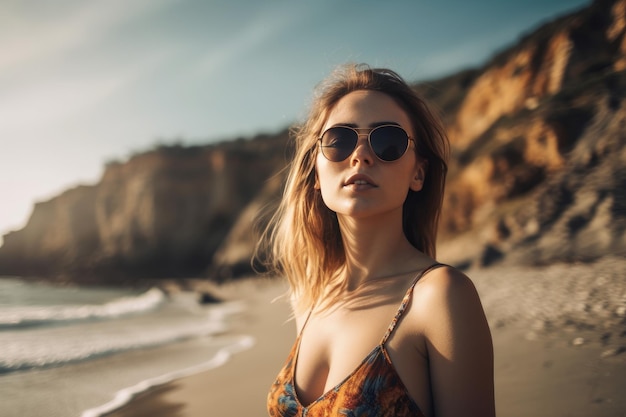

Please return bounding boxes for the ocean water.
[0,277,254,417]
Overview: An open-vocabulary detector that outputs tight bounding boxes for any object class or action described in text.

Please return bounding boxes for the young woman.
[263,64,494,417]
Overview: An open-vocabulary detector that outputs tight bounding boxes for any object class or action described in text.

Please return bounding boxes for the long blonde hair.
[259,64,449,314]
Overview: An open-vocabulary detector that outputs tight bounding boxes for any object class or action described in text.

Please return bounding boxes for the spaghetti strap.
[381,263,446,345]
[297,308,314,338]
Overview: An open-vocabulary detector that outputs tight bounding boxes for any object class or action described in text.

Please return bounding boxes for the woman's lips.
[344,174,377,189]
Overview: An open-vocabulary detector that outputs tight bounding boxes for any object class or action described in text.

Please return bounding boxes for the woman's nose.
[350,135,374,165]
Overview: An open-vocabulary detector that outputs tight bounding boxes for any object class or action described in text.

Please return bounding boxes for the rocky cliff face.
[0,134,289,283]
[1,0,624,283]
[432,0,626,266]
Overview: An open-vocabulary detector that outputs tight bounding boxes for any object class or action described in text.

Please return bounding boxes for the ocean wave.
[0,287,166,329]
[0,300,245,374]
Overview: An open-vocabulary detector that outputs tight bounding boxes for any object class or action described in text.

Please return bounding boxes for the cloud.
[188,3,302,79]
[0,0,178,72]
[2,72,123,132]
[0,0,180,135]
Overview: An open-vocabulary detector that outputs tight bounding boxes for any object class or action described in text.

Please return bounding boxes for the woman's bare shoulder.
[409,265,486,331]
[415,264,479,298]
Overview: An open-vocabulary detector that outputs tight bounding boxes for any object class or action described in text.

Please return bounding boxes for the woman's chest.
[294,304,428,406]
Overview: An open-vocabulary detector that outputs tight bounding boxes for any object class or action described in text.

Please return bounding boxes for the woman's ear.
[410,160,427,192]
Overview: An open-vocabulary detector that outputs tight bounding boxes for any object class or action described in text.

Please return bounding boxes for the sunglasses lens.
[320,127,358,162]
[370,126,409,161]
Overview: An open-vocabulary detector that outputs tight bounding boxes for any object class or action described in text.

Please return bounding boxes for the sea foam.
[0,287,166,329]
[0,294,245,374]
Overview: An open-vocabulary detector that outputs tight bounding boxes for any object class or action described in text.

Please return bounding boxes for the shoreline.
[103,276,294,417]
[104,258,626,417]
[83,334,255,417]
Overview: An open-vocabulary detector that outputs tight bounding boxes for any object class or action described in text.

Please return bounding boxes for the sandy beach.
[106,256,626,417]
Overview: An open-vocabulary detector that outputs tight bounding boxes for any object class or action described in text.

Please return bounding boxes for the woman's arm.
[420,267,495,417]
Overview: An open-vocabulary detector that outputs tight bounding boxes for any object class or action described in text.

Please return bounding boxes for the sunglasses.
[318,124,414,162]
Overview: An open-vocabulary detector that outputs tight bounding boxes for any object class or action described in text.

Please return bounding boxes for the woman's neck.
[337,212,429,291]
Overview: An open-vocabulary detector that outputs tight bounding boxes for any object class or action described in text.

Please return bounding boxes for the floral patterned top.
[267,264,445,417]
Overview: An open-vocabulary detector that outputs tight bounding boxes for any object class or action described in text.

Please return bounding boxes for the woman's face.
[315,90,425,220]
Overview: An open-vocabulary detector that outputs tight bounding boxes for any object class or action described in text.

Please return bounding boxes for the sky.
[0,0,591,242]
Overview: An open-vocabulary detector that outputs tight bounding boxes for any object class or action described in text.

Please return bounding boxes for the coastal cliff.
[0,134,289,283]
[434,0,626,266]
[1,0,624,283]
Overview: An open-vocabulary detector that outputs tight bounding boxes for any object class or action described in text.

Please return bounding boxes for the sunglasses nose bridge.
[354,131,372,147]
[349,129,368,143]
[349,131,376,163]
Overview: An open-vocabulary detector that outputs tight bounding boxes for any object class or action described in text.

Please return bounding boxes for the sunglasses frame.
[318,124,415,162]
